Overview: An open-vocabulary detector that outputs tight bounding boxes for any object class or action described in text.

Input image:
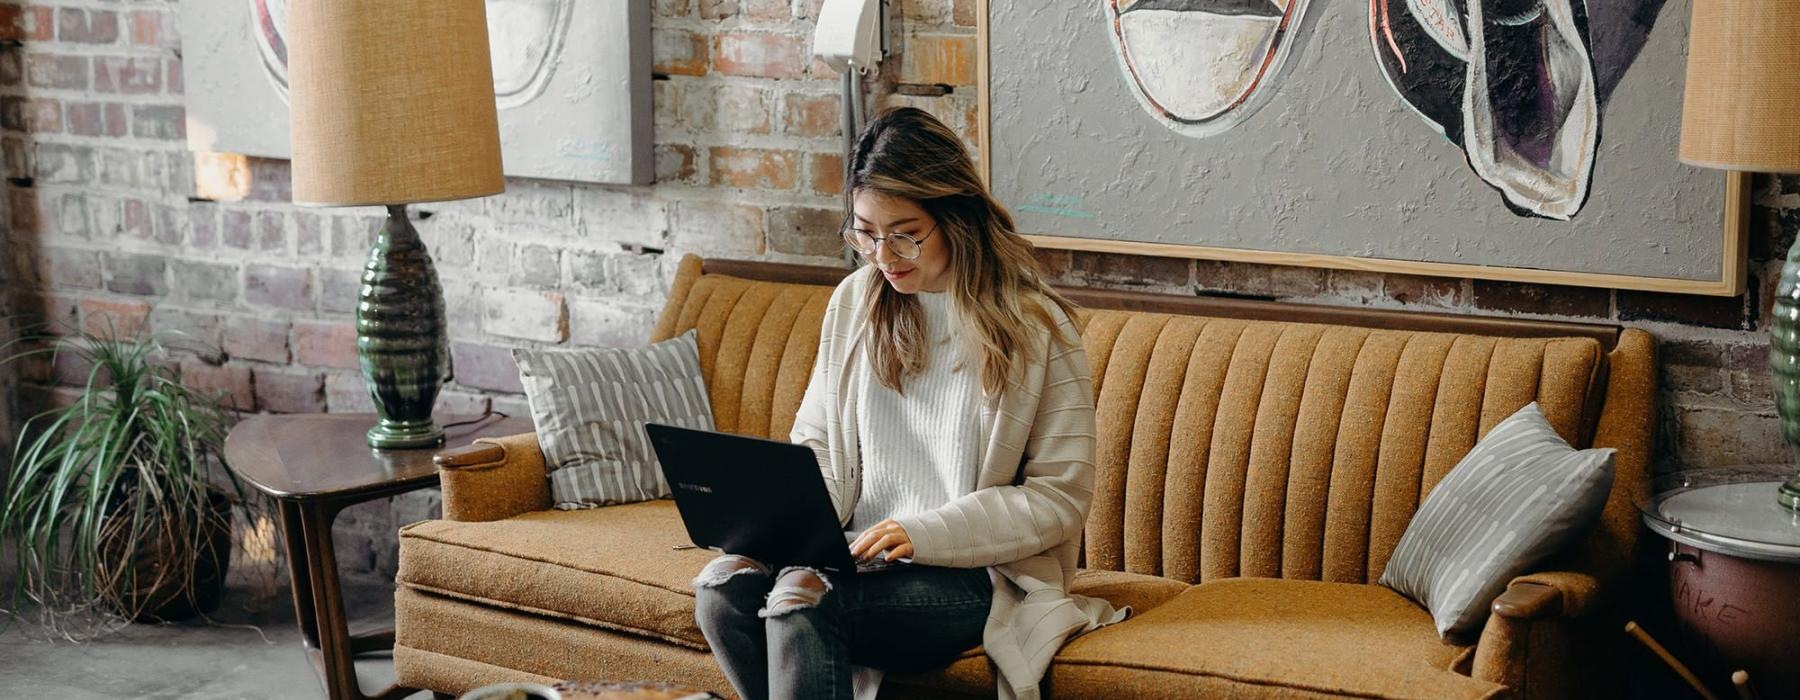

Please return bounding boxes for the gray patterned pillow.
[513,330,713,509]
[1379,402,1614,637]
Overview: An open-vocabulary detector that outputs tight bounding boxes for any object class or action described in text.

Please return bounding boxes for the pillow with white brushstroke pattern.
[1379,402,1614,637]
[514,329,714,509]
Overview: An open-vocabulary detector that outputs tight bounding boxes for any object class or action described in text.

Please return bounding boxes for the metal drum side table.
[1639,467,1800,698]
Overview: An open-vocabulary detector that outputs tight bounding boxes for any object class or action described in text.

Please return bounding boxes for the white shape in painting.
[1106,0,1317,139]
[1405,0,1468,60]
[487,0,573,110]
[1461,0,1597,221]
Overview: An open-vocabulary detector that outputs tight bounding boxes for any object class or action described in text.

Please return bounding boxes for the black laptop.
[646,422,883,574]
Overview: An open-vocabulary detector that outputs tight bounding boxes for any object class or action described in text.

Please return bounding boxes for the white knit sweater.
[851,291,984,531]
[792,265,1120,700]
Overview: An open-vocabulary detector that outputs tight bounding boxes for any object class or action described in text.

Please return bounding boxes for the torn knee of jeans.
[758,567,831,618]
[692,554,769,589]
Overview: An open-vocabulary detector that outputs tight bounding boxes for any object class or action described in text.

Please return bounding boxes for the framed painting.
[979,0,1749,295]
[183,0,653,185]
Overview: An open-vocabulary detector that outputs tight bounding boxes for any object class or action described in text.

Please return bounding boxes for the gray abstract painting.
[184,0,652,185]
[992,0,1731,286]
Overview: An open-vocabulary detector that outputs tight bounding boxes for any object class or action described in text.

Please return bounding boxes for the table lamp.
[1679,1,1800,509]
[288,0,504,449]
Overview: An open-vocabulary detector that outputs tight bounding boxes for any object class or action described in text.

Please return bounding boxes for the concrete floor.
[0,575,430,699]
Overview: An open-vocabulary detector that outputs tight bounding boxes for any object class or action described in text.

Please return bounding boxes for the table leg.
[278,499,322,652]
[298,500,363,700]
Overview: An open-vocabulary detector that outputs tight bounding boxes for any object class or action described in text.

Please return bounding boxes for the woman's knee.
[692,554,770,589]
[759,566,834,619]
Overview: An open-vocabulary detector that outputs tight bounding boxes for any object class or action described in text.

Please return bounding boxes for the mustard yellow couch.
[394,255,1655,699]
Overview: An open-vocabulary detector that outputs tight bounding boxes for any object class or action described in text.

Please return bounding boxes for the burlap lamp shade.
[1679,0,1800,174]
[1679,0,1800,511]
[288,0,504,205]
[286,0,504,448]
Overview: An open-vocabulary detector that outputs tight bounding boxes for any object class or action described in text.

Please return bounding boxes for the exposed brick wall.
[1,0,1795,580]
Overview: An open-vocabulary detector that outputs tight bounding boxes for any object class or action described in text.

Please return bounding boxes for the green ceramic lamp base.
[366,418,446,450]
[357,204,451,451]
[1780,477,1800,512]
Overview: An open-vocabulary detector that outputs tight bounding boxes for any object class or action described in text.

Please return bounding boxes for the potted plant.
[1,324,254,630]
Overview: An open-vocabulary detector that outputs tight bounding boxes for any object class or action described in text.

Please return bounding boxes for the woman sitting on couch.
[691,106,1119,700]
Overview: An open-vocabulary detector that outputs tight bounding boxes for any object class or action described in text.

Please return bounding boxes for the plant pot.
[98,488,235,622]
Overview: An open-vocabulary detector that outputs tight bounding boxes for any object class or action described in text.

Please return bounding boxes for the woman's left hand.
[850,519,915,562]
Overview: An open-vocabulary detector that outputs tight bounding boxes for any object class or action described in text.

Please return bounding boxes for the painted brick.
[1618,289,1752,331]
[1660,339,1726,395]
[147,306,224,351]
[420,221,475,267]
[224,316,291,364]
[1472,280,1611,319]
[104,252,169,296]
[676,83,717,132]
[166,57,182,95]
[655,143,699,184]
[181,360,254,412]
[294,320,360,370]
[654,80,679,132]
[257,211,285,251]
[485,179,574,222]
[325,372,377,413]
[0,52,19,87]
[1671,405,1786,468]
[904,0,952,24]
[57,8,118,44]
[714,32,807,80]
[810,152,845,196]
[483,288,568,342]
[190,202,219,249]
[513,244,561,287]
[569,299,659,348]
[244,264,315,311]
[953,0,977,26]
[709,147,798,190]
[1726,342,1772,404]
[253,367,326,414]
[129,10,174,48]
[1385,274,1464,307]
[54,193,89,239]
[901,35,976,86]
[26,54,86,91]
[81,298,150,339]
[92,56,161,94]
[9,187,38,234]
[153,203,185,246]
[575,187,669,246]
[35,142,92,183]
[1194,259,1326,299]
[221,209,254,250]
[294,211,325,256]
[716,84,772,134]
[699,0,738,20]
[449,341,524,393]
[784,93,839,137]
[0,5,53,42]
[670,200,765,257]
[18,291,81,332]
[744,0,789,22]
[2,96,61,132]
[318,267,365,314]
[568,250,664,297]
[767,206,845,257]
[653,29,708,76]
[1035,249,1073,282]
[64,101,108,137]
[436,391,493,420]
[246,157,293,203]
[122,198,152,240]
[1072,252,1192,291]
[332,213,381,257]
[130,104,184,140]
[170,259,239,303]
[37,247,102,289]
[654,0,693,16]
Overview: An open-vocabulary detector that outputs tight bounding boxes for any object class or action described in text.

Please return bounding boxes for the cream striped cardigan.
[791,265,1123,700]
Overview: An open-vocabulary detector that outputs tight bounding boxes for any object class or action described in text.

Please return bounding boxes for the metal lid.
[1639,467,1800,562]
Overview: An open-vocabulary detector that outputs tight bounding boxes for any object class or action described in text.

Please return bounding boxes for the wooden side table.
[224,413,532,700]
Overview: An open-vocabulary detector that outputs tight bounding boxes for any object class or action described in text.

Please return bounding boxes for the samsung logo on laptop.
[676,482,714,493]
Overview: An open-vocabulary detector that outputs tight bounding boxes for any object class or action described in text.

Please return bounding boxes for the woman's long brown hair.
[848,107,1077,396]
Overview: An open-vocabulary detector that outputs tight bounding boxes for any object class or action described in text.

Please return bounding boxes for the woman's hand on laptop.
[849,519,915,563]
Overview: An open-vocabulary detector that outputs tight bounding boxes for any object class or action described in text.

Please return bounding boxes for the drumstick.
[1624,621,1718,700]
[1731,670,1755,700]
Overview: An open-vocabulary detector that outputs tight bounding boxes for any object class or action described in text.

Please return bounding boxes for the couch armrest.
[435,432,552,522]
[1472,571,1608,697]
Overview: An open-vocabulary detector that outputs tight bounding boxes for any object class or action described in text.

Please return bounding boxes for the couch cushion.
[886,569,1191,697]
[398,500,716,650]
[1050,577,1503,699]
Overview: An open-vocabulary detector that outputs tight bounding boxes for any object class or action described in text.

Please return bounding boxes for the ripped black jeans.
[692,555,991,700]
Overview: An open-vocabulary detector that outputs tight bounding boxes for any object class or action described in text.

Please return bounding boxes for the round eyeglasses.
[842,222,937,261]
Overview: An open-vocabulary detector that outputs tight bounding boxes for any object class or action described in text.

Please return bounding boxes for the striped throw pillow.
[513,330,714,509]
[1379,402,1614,637]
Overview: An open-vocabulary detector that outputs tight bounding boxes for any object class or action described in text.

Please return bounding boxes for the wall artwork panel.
[183,0,652,185]
[981,0,1748,295]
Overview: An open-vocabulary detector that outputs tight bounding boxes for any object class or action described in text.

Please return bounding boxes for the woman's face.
[852,190,952,294]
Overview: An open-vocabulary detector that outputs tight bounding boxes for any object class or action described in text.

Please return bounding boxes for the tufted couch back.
[650,256,1654,589]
